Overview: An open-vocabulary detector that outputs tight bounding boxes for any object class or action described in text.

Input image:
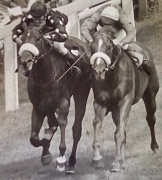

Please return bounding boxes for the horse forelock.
[91,29,113,67]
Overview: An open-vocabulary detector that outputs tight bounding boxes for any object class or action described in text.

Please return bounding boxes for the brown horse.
[90,26,159,172]
[19,26,92,173]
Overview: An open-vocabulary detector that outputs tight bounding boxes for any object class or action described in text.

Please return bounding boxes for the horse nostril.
[27,59,33,63]
[21,61,27,66]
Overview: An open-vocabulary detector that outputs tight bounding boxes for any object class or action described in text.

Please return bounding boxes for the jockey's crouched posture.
[81,3,151,75]
[12,1,80,77]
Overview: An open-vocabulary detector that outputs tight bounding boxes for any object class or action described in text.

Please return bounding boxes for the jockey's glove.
[113,39,128,50]
[15,38,22,46]
[43,35,52,40]
[113,39,120,45]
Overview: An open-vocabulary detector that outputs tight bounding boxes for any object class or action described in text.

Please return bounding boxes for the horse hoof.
[153,148,158,155]
[92,157,103,168]
[56,156,67,172]
[111,163,121,172]
[66,166,75,174]
[120,160,125,169]
[41,153,52,165]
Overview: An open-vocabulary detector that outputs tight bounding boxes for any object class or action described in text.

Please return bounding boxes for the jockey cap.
[30,1,47,17]
[101,6,119,21]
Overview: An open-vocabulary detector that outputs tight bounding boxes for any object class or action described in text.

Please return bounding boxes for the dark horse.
[90,26,159,172]
[19,26,91,173]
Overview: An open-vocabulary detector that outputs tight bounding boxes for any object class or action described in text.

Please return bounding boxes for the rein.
[33,38,53,61]
[56,45,91,83]
[32,38,91,85]
[30,38,55,87]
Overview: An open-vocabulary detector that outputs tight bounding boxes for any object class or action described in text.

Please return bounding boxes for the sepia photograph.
[0,0,162,179]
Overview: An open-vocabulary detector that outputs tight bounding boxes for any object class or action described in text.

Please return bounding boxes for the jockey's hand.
[15,38,22,46]
[119,42,124,46]
[43,34,52,40]
[113,40,128,50]
[119,42,128,50]
[113,39,120,45]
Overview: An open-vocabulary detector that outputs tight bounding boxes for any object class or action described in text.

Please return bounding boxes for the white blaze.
[98,39,103,52]
[97,39,103,65]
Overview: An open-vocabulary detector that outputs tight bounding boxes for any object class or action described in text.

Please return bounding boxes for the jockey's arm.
[118,9,136,45]
[12,23,24,45]
[44,28,68,42]
[81,5,107,43]
[12,14,34,45]
[44,10,68,42]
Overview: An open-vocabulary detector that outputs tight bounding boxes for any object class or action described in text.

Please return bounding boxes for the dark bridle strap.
[109,45,121,69]
[34,38,53,61]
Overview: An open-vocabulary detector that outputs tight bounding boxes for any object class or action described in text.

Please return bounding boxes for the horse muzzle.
[20,50,34,71]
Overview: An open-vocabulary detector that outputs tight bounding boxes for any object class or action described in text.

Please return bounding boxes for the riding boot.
[142,60,152,75]
[64,51,81,77]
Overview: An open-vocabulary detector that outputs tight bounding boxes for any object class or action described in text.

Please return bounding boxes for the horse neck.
[32,55,54,84]
[106,50,132,82]
[32,45,68,84]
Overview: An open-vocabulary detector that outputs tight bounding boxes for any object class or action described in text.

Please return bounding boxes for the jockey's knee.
[53,42,68,55]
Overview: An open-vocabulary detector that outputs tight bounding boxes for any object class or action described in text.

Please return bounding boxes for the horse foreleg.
[120,131,126,169]
[30,107,45,148]
[111,97,132,172]
[41,113,58,165]
[67,83,91,174]
[92,101,107,168]
[56,98,70,172]
[142,91,159,153]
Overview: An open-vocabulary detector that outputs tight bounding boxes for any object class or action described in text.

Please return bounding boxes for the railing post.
[138,0,148,19]
[121,0,136,40]
[69,13,80,38]
[122,0,135,27]
[4,36,19,111]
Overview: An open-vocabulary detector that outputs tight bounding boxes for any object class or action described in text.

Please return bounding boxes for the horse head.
[19,24,52,72]
[90,26,121,80]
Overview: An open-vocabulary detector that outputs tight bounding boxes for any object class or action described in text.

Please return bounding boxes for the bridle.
[29,37,56,87]
[22,34,90,86]
[93,32,121,70]
[32,38,53,62]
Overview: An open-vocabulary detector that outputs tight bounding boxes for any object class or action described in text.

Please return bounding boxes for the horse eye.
[36,37,41,42]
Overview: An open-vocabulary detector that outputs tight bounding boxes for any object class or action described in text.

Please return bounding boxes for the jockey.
[81,3,151,75]
[12,1,80,76]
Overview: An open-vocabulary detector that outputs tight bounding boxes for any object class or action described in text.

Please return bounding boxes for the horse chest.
[94,78,131,107]
[95,89,112,105]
